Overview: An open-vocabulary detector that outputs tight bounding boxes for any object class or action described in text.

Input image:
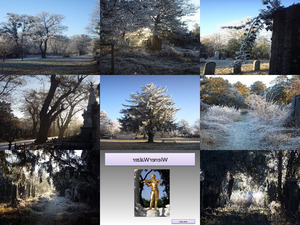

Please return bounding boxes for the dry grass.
[0,204,38,225]
[200,99,300,150]
[100,139,200,150]
[0,55,100,75]
[100,47,200,75]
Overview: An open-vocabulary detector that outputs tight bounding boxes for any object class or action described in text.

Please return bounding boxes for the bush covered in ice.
[200,105,240,149]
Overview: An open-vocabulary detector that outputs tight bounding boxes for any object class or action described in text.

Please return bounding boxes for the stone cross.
[253,60,260,71]
[214,51,220,60]
[203,62,216,75]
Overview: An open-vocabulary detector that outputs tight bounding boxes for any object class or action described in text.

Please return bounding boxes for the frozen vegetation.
[0,191,99,225]
[200,96,300,150]
[100,46,200,75]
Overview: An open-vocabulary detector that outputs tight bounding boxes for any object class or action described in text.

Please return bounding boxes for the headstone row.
[202,60,261,75]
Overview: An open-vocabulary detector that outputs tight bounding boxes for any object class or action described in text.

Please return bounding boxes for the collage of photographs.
[0,0,300,225]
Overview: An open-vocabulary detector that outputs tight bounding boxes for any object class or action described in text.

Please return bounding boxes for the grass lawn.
[100,139,200,150]
[0,55,100,75]
[100,48,200,75]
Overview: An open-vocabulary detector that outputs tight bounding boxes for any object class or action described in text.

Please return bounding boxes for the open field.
[200,58,269,75]
[0,55,100,75]
[100,138,200,150]
[100,47,200,75]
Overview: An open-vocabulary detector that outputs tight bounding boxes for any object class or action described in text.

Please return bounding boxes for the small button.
[172,219,195,224]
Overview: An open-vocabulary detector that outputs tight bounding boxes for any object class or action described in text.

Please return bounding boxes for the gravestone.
[292,94,300,122]
[287,178,298,214]
[214,51,220,59]
[253,60,260,71]
[232,61,241,74]
[203,62,216,75]
[269,4,300,74]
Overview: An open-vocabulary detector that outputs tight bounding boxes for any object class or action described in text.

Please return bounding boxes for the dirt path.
[216,113,261,150]
[28,192,99,225]
[34,194,69,225]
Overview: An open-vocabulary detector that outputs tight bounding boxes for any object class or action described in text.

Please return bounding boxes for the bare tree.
[48,35,70,56]
[87,0,100,35]
[70,34,92,55]
[35,75,88,144]
[0,34,15,61]
[23,89,47,138]
[57,89,89,139]
[0,75,24,100]
[0,13,34,59]
[31,12,67,58]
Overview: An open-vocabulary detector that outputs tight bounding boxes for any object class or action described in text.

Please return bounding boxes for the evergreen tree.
[119,83,180,143]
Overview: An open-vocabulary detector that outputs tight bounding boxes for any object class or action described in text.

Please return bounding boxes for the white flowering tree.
[119,83,180,143]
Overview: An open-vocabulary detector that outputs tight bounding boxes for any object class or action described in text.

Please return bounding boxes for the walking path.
[216,113,261,150]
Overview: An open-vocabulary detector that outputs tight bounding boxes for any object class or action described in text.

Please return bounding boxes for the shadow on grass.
[0,56,100,75]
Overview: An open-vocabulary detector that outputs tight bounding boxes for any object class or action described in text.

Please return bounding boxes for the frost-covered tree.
[119,83,180,143]
[88,0,100,35]
[0,13,34,59]
[193,118,200,137]
[177,119,191,137]
[222,0,283,66]
[48,35,70,56]
[100,110,107,124]
[30,12,67,58]
[69,34,92,55]
[100,0,196,46]
[0,34,15,61]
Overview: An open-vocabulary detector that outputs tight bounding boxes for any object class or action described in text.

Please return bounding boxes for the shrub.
[246,94,289,124]
[200,105,240,149]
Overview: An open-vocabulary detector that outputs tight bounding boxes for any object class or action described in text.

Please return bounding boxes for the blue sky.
[100,75,200,126]
[11,75,99,119]
[139,170,166,200]
[201,0,298,36]
[0,0,97,37]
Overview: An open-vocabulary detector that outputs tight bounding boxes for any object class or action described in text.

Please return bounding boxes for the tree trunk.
[32,181,35,198]
[269,4,300,74]
[35,118,51,144]
[11,184,18,207]
[27,182,31,198]
[58,126,67,139]
[227,174,234,201]
[32,116,38,138]
[147,132,154,143]
[139,183,144,207]
[278,151,283,207]
[40,40,48,58]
